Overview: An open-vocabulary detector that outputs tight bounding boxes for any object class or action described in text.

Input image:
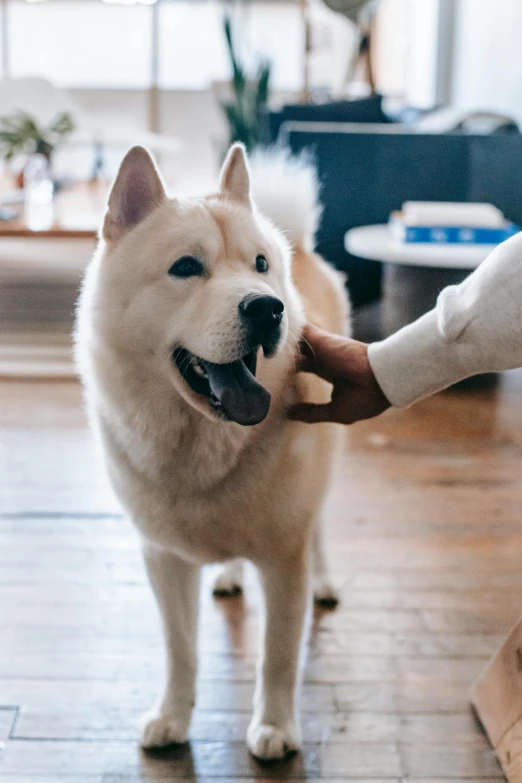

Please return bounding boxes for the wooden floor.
[2,375,522,782]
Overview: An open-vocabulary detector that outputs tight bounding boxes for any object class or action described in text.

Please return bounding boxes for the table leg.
[381,263,469,336]
[381,262,497,390]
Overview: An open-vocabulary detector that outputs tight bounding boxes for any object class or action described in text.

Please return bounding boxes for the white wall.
[452,0,522,120]
[404,0,441,107]
[373,0,442,108]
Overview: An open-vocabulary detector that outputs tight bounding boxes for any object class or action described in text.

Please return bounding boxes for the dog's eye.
[168,256,204,278]
[255,254,269,273]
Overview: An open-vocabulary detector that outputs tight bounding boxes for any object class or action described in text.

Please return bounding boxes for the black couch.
[280,125,522,308]
[268,94,392,142]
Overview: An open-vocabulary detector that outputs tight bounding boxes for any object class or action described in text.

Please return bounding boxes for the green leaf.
[0,108,75,162]
[49,111,75,137]
[220,10,271,153]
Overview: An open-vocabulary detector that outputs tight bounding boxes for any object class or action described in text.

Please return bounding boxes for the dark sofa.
[268,94,391,142]
[280,124,522,308]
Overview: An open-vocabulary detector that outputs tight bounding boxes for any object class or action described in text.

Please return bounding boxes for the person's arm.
[369,231,522,407]
[290,232,522,424]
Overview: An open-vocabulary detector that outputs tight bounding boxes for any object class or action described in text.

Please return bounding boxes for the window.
[1,0,304,90]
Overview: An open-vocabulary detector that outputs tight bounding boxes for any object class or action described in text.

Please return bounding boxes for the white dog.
[75,143,348,760]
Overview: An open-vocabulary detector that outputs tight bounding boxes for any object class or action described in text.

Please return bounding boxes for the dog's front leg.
[140,543,200,749]
[248,548,309,760]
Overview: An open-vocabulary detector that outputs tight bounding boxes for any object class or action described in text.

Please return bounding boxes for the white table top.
[345,225,494,270]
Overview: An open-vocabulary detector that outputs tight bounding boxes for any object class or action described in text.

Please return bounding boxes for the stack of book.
[390,202,519,245]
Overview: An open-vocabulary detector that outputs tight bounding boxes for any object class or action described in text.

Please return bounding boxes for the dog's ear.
[103,146,166,244]
[219,143,251,206]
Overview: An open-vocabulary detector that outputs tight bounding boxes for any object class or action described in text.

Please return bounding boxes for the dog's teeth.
[192,361,208,379]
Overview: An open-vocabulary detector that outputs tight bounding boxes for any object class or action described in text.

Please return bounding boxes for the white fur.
[250,147,322,253]
[75,144,345,761]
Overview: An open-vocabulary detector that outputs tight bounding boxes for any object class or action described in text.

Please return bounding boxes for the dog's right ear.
[219,143,251,206]
[102,146,166,244]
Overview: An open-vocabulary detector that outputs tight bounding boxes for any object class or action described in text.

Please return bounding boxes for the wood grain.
[2,373,522,779]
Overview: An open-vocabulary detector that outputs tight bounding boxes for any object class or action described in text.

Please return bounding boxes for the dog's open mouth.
[173,347,271,426]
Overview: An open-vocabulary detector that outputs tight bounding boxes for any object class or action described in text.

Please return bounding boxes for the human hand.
[289,324,391,425]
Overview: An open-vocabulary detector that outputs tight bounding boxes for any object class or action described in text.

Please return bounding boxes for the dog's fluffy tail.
[249,147,321,252]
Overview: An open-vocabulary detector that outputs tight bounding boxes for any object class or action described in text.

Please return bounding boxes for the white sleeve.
[367,232,522,408]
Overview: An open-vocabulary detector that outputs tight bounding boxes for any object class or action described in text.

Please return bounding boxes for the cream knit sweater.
[368,232,522,408]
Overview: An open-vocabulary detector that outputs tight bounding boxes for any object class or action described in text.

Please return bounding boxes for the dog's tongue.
[203,358,271,426]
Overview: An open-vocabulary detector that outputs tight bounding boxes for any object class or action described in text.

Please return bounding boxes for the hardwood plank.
[0,779,399,783]
[423,606,521,634]
[335,679,472,714]
[11,709,257,744]
[0,778,102,783]
[399,713,492,746]
[11,707,494,747]
[101,772,398,783]
[0,606,429,636]
[0,740,321,778]
[0,649,489,683]
[402,744,503,778]
[320,742,402,777]
[1,627,503,658]
[0,778,399,783]
[0,679,335,714]
[0,709,16,742]
[352,570,522,591]
[0,777,401,783]
[100,779,399,783]
[6,579,522,612]
[307,631,503,658]
[13,708,400,744]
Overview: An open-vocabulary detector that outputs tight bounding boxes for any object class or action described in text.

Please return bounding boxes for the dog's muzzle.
[172,295,284,427]
[239,294,284,357]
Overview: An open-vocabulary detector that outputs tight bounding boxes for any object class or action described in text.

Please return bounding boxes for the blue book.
[390,218,519,245]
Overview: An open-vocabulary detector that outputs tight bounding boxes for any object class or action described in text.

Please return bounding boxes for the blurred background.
[2,0,522,374]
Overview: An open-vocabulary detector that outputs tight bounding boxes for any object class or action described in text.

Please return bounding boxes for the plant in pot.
[220,14,271,153]
[0,110,75,188]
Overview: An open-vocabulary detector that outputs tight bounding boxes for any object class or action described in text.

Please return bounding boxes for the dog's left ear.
[103,146,167,244]
[219,143,251,206]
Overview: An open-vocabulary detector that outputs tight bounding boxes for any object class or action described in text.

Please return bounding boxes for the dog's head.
[96,144,303,426]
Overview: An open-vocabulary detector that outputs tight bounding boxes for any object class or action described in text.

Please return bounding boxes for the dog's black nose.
[239,294,284,334]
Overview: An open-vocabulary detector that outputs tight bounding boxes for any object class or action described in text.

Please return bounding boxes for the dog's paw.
[140,710,190,749]
[247,720,300,761]
[313,576,340,608]
[212,561,243,597]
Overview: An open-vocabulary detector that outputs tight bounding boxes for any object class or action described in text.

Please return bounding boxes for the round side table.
[345,224,492,336]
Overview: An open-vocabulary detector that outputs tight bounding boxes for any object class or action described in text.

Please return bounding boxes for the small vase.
[23,153,54,231]
[17,148,53,190]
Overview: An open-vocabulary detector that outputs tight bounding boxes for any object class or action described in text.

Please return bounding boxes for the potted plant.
[0,110,75,187]
[220,15,271,153]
